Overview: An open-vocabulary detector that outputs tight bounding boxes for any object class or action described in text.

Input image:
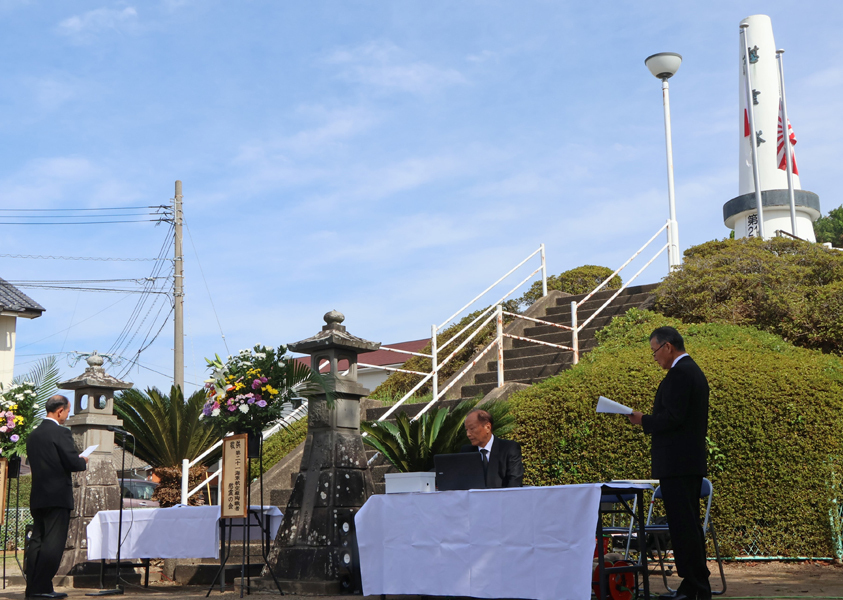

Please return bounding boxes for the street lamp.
[645,52,682,268]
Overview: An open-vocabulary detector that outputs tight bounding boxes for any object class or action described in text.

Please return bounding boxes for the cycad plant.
[361,398,515,473]
[114,385,218,506]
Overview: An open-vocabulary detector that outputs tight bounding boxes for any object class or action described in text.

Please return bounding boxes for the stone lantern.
[57,352,133,583]
[259,310,379,594]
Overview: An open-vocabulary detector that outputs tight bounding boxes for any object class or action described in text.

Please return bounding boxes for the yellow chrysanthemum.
[14,416,23,424]
[263,385,279,396]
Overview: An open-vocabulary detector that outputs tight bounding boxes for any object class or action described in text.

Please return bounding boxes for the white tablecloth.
[87,505,283,560]
[355,483,649,600]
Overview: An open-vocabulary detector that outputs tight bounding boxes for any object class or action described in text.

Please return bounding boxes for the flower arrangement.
[0,381,38,458]
[200,344,294,433]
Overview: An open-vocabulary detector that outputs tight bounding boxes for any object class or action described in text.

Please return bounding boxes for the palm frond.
[114,386,218,468]
[12,355,61,420]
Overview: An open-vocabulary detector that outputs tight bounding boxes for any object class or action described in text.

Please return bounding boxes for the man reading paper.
[26,395,88,599]
[627,327,711,600]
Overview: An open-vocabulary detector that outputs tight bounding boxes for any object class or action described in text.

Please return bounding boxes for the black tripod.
[88,429,131,596]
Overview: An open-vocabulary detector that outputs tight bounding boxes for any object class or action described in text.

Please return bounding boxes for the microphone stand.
[88,430,129,596]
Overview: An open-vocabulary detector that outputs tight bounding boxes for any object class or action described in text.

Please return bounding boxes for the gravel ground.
[1,561,842,599]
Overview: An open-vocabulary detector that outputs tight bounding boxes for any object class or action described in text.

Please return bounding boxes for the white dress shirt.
[671,353,689,368]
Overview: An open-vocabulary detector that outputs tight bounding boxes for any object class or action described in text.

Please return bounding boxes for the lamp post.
[645,52,682,269]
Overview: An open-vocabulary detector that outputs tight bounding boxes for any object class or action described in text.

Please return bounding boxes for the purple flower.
[247,397,255,404]
[10,434,18,442]
[228,405,237,412]
[251,379,262,390]
[256,400,267,408]
[260,376,268,384]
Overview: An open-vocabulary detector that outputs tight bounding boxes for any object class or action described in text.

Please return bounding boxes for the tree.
[814,204,843,248]
[114,386,218,507]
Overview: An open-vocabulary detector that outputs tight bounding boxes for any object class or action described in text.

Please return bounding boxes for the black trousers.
[26,507,71,595]
[659,476,711,600]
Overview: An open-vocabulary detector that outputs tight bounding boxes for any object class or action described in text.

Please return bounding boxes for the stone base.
[241,576,343,595]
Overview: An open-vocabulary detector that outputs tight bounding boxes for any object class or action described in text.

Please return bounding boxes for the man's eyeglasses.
[652,342,667,357]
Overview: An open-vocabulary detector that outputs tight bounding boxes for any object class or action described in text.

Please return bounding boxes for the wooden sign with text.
[220,434,248,519]
[0,458,7,525]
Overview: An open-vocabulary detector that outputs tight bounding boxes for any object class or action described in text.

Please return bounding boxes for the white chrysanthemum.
[255,352,266,359]
[211,408,221,417]
[238,404,249,414]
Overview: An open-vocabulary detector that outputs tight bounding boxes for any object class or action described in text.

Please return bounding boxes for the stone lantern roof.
[59,352,133,391]
[289,310,380,355]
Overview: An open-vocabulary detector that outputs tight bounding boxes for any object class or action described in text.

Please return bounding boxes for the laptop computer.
[434,452,487,491]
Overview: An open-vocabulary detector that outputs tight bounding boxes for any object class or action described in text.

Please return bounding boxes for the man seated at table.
[461,408,523,488]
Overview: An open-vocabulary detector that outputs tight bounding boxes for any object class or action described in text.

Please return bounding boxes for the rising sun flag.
[777,99,799,175]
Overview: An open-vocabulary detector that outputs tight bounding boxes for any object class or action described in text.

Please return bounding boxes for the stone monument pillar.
[57,352,133,583]
[259,310,379,594]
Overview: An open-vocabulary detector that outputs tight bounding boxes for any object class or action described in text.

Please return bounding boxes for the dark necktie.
[480,448,489,476]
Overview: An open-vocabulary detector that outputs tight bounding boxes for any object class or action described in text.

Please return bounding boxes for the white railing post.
[181,458,189,505]
[496,304,504,387]
[571,301,579,365]
[431,324,438,401]
[540,243,548,297]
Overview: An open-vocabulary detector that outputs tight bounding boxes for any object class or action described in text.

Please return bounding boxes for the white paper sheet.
[596,395,633,415]
[80,445,98,458]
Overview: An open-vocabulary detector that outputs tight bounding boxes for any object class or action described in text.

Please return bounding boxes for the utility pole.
[174,180,184,393]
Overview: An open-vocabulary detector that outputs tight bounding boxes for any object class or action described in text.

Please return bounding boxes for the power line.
[1,213,164,218]
[0,254,163,261]
[184,219,229,355]
[16,294,135,349]
[0,206,169,212]
[0,220,164,225]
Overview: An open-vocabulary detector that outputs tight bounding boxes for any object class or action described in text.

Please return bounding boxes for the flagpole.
[776,49,798,237]
[741,23,766,239]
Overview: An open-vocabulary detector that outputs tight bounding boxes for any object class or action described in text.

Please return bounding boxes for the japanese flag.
[777,100,798,175]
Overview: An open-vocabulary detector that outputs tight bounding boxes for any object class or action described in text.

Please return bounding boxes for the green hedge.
[509,309,843,557]
[654,237,843,354]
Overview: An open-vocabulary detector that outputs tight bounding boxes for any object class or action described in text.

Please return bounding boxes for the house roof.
[0,277,45,319]
[294,338,429,372]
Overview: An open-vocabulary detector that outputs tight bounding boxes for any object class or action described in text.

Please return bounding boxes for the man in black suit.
[628,326,711,600]
[25,395,88,599]
[461,408,523,488]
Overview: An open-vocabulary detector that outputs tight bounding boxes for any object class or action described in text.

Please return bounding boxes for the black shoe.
[659,594,690,600]
[28,593,68,599]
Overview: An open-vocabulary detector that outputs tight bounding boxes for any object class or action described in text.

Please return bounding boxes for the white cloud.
[327,41,466,94]
[57,6,138,41]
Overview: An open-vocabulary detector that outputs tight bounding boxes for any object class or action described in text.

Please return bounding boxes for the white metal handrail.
[358,363,428,376]
[571,221,672,364]
[575,221,668,310]
[378,346,432,358]
[437,245,546,330]
[501,311,573,331]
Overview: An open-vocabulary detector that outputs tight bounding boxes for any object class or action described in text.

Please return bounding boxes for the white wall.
[0,315,16,389]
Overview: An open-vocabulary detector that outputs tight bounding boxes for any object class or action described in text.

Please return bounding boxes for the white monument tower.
[723,14,821,240]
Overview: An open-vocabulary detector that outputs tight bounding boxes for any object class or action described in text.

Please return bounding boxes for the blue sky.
[2,1,841,396]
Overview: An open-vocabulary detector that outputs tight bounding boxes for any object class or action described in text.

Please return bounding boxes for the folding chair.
[645,478,726,595]
[599,491,639,560]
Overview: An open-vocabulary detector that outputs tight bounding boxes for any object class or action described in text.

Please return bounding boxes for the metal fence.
[2,508,32,550]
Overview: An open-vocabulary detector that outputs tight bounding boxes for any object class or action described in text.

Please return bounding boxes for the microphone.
[107,425,130,436]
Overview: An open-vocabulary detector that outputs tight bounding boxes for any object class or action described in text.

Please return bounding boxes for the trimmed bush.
[654,237,843,354]
[509,309,843,557]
